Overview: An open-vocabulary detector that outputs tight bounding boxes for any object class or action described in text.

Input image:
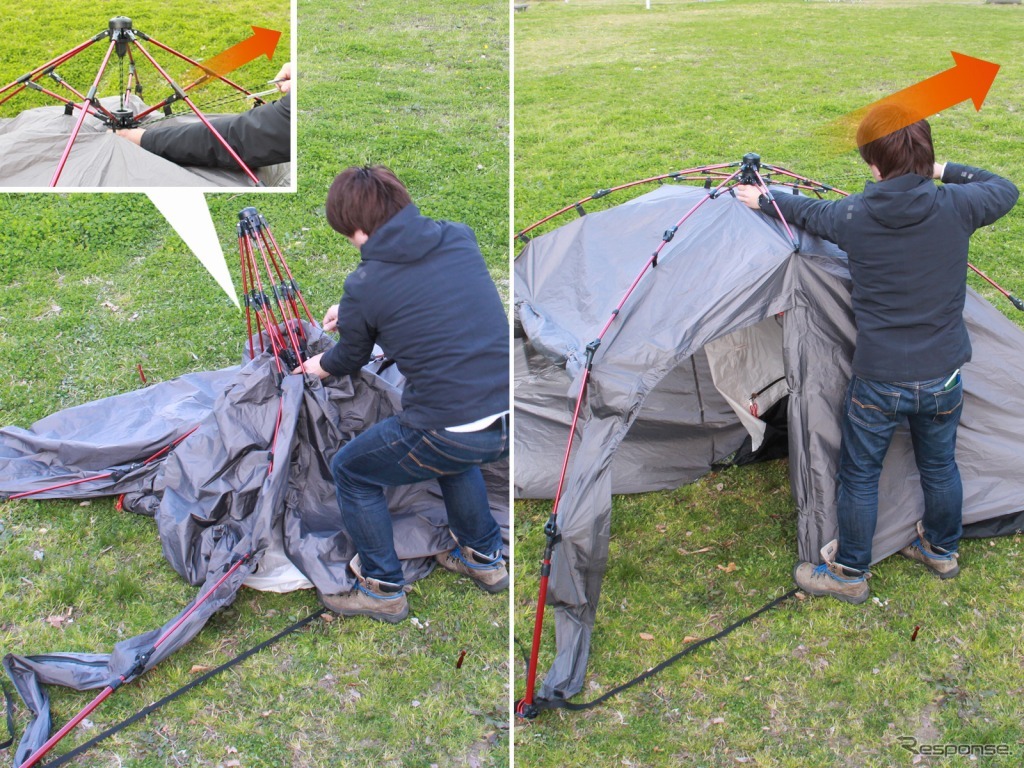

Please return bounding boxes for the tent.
[0,323,508,764]
[514,174,1024,705]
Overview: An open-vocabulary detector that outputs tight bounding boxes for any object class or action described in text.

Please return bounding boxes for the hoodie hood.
[860,174,937,229]
[360,203,444,264]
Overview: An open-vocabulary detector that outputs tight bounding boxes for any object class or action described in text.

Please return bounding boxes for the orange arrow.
[826,52,1000,150]
[188,26,282,82]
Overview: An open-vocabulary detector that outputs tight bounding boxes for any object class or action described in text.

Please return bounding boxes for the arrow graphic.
[189,26,282,81]
[826,52,1000,150]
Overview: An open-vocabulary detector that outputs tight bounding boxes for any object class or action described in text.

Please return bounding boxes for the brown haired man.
[736,106,1018,603]
[296,165,509,622]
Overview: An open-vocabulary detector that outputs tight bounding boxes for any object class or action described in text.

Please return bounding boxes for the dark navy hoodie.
[320,204,509,430]
[761,163,1018,381]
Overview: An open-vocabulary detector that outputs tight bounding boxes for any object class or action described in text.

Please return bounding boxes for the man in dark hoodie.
[736,106,1018,604]
[295,165,509,623]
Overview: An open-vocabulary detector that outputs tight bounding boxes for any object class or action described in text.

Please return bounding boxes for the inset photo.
[0,0,293,189]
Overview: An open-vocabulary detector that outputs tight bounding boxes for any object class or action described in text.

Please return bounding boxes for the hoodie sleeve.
[319,273,376,377]
[758,192,844,245]
[941,163,1019,231]
[140,94,290,168]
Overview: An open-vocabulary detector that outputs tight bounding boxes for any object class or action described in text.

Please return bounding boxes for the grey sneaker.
[319,556,409,623]
[899,521,960,579]
[435,543,509,593]
[793,539,871,605]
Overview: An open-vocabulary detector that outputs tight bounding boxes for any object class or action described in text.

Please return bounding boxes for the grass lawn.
[0,1,509,767]
[514,1,1024,766]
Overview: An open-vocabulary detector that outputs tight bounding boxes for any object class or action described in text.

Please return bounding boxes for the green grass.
[0,1,509,766]
[514,1,1024,766]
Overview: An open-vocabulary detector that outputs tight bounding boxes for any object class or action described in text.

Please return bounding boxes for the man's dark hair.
[856,104,935,180]
[326,165,413,237]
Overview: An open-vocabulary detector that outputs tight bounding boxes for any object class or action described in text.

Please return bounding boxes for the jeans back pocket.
[848,377,901,430]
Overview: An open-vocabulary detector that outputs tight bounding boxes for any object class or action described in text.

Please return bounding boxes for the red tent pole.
[49,39,118,187]
[0,34,105,101]
[18,552,252,768]
[140,35,257,98]
[516,169,741,718]
[130,39,261,186]
[259,225,316,325]
[968,263,1024,311]
[514,162,738,244]
[20,82,107,120]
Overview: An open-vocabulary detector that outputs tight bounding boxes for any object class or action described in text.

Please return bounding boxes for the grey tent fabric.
[0,323,508,763]
[0,95,289,187]
[514,182,1024,702]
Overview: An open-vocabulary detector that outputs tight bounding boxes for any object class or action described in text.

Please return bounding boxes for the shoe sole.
[436,558,509,593]
[332,604,409,624]
[791,563,870,605]
[898,550,960,580]
[474,574,509,594]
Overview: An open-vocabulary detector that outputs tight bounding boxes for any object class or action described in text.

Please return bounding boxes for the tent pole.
[240,232,288,370]
[130,38,262,186]
[237,207,311,372]
[139,33,258,101]
[48,39,118,187]
[259,224,316,325]
[749,165,800,250]
[18,553,253,768]
[514,162,738,244]
[7,426,199,501]
[16,81,107,120]
[0,33,105,102]
[516,169,742,717]
[968,263,1024,311]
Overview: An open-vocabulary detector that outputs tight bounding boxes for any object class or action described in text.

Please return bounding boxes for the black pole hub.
[108,16,135,58]
[110,107,136,128]
[238,206,266,236]
[739,152,761,186]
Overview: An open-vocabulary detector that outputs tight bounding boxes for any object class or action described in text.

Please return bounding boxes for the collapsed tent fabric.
[514,182,1024,702]
[0,323,508,763]
[0,95,289,187]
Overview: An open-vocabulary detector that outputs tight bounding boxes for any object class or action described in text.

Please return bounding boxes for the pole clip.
[126,650,152,682]
[592,188,611,199]
[584,338,601,370]
[110,462,143,482]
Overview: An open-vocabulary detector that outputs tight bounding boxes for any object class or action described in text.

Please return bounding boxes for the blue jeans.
[330,415,508,585]
[835,374,964,572]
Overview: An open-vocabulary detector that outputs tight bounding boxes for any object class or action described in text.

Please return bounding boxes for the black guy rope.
[25,609,327,768]
[519,588,799,716]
